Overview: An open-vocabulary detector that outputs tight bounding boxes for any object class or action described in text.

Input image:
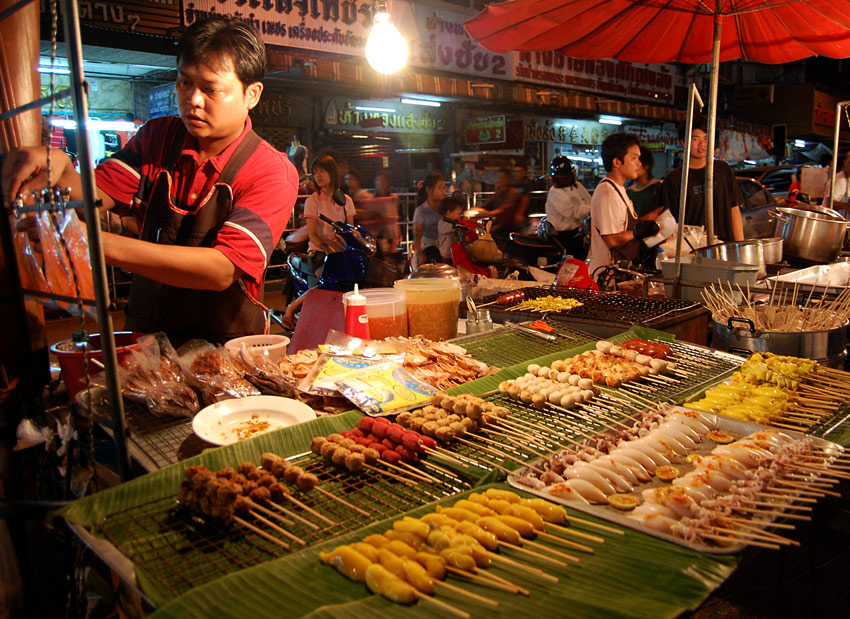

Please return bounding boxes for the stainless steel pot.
[771,207,850,263]
[694,240,766,278]
[712,316,848,367]
[758,237,783,265]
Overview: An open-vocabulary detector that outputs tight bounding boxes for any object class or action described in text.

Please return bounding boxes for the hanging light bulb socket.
[365,0,408,74]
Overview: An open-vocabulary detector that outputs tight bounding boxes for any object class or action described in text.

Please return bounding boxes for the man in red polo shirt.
[3,18,298,343]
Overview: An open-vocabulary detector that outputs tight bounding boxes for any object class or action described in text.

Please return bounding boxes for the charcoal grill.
[481,287,711,345]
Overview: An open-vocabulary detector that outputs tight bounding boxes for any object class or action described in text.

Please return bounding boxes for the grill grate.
[86,393,198,471]
[97,454,456,598]
[482,287,702,327]
[454,324,595,367]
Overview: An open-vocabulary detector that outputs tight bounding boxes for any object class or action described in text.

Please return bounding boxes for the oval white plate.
[192,395,316,446]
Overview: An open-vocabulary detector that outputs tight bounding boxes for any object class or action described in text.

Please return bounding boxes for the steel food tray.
[507,407,844,554]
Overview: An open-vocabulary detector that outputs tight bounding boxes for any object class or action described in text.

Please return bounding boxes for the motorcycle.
[286,201,377,299]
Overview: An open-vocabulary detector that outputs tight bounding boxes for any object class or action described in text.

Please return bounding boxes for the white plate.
[192,396,316,445]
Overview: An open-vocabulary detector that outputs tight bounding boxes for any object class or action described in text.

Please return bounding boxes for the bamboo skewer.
[536,529,594,553]
[233,515,290,549]
[433,580,499,608]
[486,551,559,582]
[550,518,623,536]
[248,501,295,526]
[262,499,320,531]
[313,486,371,517]
[248,509,305,546]
[444,567,525,595]
[281,493,337,526]
[414,590,470,619]
[363,463,416,486]
[499,541,568,566]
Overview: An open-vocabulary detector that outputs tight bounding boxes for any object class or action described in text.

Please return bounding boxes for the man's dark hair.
[678,114,708,142]
[601,133,640,172]
[177,18,266,90]
[311,154,340,194]
[638,145,654,177]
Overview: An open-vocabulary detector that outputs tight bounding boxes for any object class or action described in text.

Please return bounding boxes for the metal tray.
[507,407,844,554]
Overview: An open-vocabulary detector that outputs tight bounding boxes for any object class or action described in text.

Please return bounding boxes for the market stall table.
[55,328,850,616]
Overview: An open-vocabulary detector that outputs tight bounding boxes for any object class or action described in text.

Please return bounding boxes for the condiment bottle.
[344,284,371,339]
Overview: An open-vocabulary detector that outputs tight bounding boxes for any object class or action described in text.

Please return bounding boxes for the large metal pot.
[694,240,766,278]
[771,207,849,263]
[712,316,848,368]
[758,237,783,265]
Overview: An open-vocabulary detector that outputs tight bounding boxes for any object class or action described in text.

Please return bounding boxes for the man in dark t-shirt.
[661,116,744,242]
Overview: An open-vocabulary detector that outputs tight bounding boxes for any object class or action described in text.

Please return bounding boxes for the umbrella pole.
[705,13,722,245]
[673,83,704,298]
[828,101,850,210]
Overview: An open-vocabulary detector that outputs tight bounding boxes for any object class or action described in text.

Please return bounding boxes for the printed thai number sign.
[465,115,506,146]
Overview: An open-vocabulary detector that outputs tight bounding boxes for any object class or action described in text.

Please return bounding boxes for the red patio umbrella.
[465,0,850,242]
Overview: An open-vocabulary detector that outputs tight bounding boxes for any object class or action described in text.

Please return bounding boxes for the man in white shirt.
[545,155,592,259]
[588,133,662,280]
[825,150,850,214]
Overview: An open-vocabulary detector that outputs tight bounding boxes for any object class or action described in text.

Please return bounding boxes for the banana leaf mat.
[57,327,740,608]
[150,482,737,619]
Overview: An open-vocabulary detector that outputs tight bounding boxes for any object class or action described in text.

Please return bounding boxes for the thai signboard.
[465,116,506,146]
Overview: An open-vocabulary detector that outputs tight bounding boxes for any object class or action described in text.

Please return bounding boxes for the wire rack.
[82,389,199,471]
[97,454,457,598]
[453,323,596,367]
[481,287,704,328]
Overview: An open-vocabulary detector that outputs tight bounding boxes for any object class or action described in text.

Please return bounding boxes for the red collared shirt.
[96,116,297,300]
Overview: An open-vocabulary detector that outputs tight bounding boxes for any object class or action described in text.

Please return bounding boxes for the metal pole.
[673,83,704,298]
[828,101,850,210]
[704,11,723,245]
[60,0,132,481]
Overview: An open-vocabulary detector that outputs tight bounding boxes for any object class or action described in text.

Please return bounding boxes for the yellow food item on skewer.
[319,545,373,582]
[365,563,419,604]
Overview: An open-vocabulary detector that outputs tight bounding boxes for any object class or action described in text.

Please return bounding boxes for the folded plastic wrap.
[92,333,200,417]
[178,340,260,405]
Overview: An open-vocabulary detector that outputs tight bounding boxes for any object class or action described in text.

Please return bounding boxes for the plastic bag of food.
[178,340,260,404]
[334,361,437,416]
[91,333,200,417]
[12,213,57,307]
[56,207,95,317]
[36,209,79,315]
[230,344,298,397]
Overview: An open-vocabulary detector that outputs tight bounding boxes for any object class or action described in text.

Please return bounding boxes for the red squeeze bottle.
[344,284,371,339]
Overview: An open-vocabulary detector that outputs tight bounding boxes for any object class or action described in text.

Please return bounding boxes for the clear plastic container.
[343,287,407,340]
[394,278,461,341]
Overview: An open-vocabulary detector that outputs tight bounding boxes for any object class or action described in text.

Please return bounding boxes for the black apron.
[597,178,643,265]
[124,126,266,344]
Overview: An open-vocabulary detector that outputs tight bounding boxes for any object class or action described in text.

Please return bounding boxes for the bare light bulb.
[365,12,408,74]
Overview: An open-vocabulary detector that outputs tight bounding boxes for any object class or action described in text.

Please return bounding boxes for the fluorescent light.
[401,98,441,107]
[351,134,369,139]
[599,115,623,125]
[50,119,138,131]
[37,67,71,75]
[744,159,757,165]
[794,139,806,148]
[570,156,593,162]
[355,106,396,113]
[375,136,391,140]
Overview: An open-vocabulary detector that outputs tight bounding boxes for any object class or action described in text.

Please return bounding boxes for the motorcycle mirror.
[332,189,346,206]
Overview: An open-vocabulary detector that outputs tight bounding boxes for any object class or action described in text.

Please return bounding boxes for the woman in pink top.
[304,155,356,270]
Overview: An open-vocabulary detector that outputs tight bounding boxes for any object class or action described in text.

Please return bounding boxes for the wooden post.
[0,0,50,408]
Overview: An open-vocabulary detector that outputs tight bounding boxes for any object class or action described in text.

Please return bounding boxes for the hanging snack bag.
[334,361,437,416]
[56,207,96,317]
[36,209,78,315]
